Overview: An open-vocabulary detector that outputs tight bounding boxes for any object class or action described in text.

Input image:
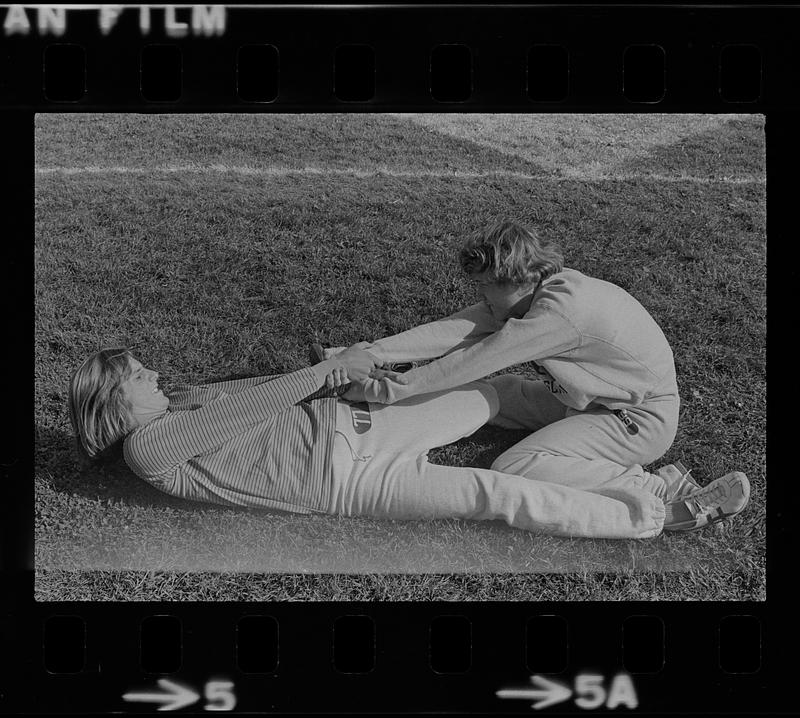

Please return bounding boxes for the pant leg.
[357,380,500,456]
[333,447,664,539]
[328,381,499,514]
[491,398,679,499]
[329,388,665,539]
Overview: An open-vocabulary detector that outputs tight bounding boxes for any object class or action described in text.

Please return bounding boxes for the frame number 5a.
[497,673,639,710]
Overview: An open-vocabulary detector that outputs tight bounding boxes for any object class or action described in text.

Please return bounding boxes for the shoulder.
[535,268,630,305]
[122,416,178,480]
[122,426,147,476]
[528,269,634,329]
[122,414,172,459]
[122,422,153,461]
[530,269,584,310]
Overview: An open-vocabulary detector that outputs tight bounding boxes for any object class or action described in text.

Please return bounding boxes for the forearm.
[361,308,579,404]
[361,302,501,364]
[126,363,338,476]
[360,343,515,404]
[193,374,284,395]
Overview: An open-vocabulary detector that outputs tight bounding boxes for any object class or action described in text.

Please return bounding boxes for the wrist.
[311,359,341,385]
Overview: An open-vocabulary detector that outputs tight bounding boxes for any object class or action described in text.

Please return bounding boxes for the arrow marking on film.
[496,675,573,710]
[122,678,200,711]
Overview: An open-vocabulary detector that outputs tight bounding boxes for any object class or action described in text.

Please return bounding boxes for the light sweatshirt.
[123,362,342,514]
[358,268,678,411]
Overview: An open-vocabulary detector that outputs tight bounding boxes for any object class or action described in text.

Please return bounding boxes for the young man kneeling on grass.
[68,346,722,540]
[318,219,750,533]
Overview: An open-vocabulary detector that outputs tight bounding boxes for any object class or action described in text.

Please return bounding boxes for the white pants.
[328,382,665,539]
[487,376,680,500]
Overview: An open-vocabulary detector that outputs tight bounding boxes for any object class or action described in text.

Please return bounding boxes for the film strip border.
[4,3,790,714]
[0,4,796,109]
[4,603,768,713]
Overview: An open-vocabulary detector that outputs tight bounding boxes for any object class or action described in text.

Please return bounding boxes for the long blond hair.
[459,219,564,286]
[67,348,135,463]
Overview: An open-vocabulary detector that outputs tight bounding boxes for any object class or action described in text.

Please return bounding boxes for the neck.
[130,407,167,429]
[508,286,537,320]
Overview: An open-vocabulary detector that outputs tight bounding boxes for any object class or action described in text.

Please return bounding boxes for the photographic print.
[34,113,765,600]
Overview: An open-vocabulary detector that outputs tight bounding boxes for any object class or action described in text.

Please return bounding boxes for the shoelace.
[669,461,699,500]
[687,482,727,514]
[674,461,697,486]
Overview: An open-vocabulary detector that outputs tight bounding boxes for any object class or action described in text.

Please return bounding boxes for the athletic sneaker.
[663,471,750,532]
[657,461,701,501]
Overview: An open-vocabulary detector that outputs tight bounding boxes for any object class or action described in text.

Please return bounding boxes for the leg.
[333,449,664,539]
[328,389,665,539]
[491,399,679,499]
[354,380,501,456]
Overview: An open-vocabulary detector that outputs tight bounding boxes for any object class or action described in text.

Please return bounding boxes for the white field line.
[34,165,765,184]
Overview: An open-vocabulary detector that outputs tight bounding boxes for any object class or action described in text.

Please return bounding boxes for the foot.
[657,460,701,501]
[663,471,750,532]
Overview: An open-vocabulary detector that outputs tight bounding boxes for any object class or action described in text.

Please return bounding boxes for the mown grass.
[34,568,765,602]
[34,114,765,600]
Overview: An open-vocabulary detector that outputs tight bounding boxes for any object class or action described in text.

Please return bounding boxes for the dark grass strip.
[35,567,766,602]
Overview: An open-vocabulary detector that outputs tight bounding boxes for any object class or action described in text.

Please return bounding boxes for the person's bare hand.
[324,365,350,390]
[369,368,409,383]
[334,346,378,383]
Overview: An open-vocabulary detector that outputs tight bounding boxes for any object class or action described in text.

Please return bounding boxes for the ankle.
[664,500,691,525]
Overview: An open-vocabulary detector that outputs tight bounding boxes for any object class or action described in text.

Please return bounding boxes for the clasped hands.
[323,343,408,400]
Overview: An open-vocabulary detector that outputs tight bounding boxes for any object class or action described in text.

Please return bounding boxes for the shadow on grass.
[618,116,765,179]
[35,424,192,512]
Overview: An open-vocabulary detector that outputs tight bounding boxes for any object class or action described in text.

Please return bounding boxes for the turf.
[34,113,765,600]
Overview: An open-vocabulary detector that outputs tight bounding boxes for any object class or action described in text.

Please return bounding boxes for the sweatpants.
[486,375,680,500]
[328,382,665,539]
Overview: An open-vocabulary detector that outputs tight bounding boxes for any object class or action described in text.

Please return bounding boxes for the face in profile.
[471,272,535,322]
[119,356,170,418]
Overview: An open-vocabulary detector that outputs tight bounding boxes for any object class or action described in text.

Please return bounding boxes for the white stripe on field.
[34,165,765,184]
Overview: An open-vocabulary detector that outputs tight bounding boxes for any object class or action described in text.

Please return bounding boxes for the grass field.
[34,113,766,601]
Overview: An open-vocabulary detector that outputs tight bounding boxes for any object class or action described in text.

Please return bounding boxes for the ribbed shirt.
[122,364,341,514]
[359,269,678,411]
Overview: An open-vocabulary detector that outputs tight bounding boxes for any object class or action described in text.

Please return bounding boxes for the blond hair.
[459,219,564,286]
[67,348,135,464]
